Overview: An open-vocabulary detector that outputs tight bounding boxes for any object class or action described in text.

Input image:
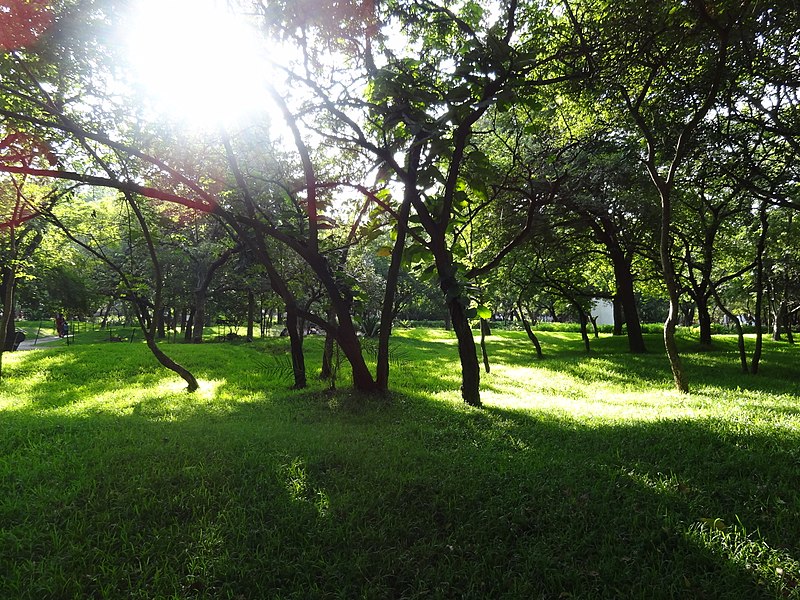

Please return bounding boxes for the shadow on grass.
[2,374,799,598]
[477,330,800,397]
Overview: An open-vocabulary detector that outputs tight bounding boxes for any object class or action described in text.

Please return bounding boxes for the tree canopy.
[1,0,798,398]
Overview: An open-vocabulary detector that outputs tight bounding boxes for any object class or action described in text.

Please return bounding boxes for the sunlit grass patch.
[393,326,459,344]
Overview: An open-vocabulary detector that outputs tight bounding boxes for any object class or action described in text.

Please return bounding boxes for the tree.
[262,0,585,405]
[571,0,757,391]
[0,132,63,372]
[0,0,380,392]
[45,190,200,390]
[674,136,756,349]
[555,137,657,352]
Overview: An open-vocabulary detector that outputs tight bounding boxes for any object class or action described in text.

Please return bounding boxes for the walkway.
[15,335,61,350]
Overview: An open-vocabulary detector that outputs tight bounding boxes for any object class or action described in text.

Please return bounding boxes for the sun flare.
[124,0,269,129]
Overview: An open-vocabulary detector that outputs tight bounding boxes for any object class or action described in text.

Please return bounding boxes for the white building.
[592,298,615,326]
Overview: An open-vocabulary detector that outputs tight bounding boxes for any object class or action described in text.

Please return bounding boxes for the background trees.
[1,0,798,399]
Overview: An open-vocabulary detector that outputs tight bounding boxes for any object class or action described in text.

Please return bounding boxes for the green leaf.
[475,305,492,319]
[454,190,470,210]
[376,246,393,257]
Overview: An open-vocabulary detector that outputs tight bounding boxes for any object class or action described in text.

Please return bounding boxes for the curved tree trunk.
[663,291,688,391]
[712,288,748,373]
[335,313,377,392]
[145,333,198,391]
[652,177,688,392]
[517,301,543,359]
[124,193,199,392]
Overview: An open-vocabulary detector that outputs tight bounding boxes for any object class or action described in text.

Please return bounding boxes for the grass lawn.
[1,327,798,598]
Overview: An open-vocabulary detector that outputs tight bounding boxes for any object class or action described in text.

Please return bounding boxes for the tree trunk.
[618,291,645,352]
[125,192,200,392]
[656,180,688,392]
[242,242,308,389]
[752,203,768,375]
[448,297,481,406]
[100,299,114,329]
[589,315,599,338]
[333,319,376,391]
[321,334,336,380]
[2,294,15,352]
[192,290,206,343]
[285,303,306,389]
[0,268,15,378]
[680,302,695,327]
[598,225,645,352]
[517,301,543,359]
[377,145,419,391]
[246,290,255,342]
[184,307,194,342]
[156,309,166,339]
[578,305,591,354]
[320,308,336,380]
[612,296,624,336]
[696,295,713,348]
[480,318,491,374]
[547,304,559,322]
[144,332,199,391]
[782,259,794,344]
[712,288,748,373]
[663,303,687,390]
[772,294,786,342]
[297,254,376,392]
[190,247,237,344]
